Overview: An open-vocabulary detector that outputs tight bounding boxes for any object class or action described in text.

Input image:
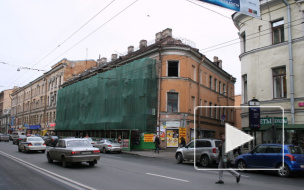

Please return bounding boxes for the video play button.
[225,123,254,153]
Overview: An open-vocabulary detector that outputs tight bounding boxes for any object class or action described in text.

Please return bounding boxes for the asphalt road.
[0,141,304,190]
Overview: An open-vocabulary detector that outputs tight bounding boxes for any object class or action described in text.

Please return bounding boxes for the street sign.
[260,117,288,125]
[249,98,260,130]
[198,0,260,18]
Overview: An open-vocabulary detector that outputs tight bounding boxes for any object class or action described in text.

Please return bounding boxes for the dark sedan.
[46,138,100,168]
[12,135,27,145]
[235,144,304,177]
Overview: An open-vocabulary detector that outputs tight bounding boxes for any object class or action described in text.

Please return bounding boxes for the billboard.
[199,0,260,18]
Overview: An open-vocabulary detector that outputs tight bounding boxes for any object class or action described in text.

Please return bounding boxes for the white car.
[18,136,46,153]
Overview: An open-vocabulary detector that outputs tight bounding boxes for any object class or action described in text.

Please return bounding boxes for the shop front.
[27,125,41,135]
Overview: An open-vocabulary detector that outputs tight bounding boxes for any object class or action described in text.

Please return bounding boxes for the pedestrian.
[154,135,160,153]
[233,146,242,156]
[78,133,83,138]
[117,135,122,143]
[180,136,186,147]
[215,132,241,184]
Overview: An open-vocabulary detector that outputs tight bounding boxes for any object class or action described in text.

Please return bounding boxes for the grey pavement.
[122,148,176,161]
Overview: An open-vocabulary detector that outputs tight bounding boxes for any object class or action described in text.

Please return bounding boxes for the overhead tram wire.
[5,0,117,89]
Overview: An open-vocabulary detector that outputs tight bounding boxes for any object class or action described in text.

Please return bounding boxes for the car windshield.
[288,146,304,154]
[51,136,58,139]
[66,140,91,147]
[215,141,221,147]
[107,139,118,143]
[85,138,93,142]
[28,137,43,141]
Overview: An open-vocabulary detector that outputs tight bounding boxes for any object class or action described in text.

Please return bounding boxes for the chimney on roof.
[161,28,172,39]
[218,60,222,68]
[155,32,162,42]
[139,40,147,49]
[128,46,134,53]
[111,54,118,61]
[97,57,107,66]
[213,56,218,62]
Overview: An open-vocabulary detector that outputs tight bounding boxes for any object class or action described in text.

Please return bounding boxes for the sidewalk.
[122,148,177,161]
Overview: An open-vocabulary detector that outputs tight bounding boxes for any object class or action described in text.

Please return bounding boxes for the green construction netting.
[56,58,158,132]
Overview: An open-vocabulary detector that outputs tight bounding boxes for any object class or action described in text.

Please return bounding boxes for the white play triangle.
[225,123,254,154]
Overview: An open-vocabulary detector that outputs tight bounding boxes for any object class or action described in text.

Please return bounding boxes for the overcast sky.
[0,0,242,94]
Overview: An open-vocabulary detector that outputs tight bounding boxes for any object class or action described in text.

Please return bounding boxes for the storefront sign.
[260,117,288,125]
[144,134,155,142]
[299,102,304,107]
[179,127,186,143]
[167,129,179,147]
[166,121,180,128]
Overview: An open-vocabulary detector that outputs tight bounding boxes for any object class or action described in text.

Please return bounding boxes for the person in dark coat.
[154,135,160,153]
[180,136,186,147]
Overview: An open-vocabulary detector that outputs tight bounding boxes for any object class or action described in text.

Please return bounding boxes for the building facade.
[10,59,97,135]
[0,89,13,134]
[58,28,236,149]
[232,0,304,147]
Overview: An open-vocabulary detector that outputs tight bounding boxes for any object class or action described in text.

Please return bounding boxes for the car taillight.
[19,139,21,141]
[51,139,54,141]
[286,154,296,161]
[43,143,46,146]
[213,148,217,153]
[28,143,32,146]
[93,150,100,154]
[71,151,80,155]
[108,145,112,147]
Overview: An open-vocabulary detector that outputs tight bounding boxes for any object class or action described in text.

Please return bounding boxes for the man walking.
[216,132,241,184]
[154,135,160,153]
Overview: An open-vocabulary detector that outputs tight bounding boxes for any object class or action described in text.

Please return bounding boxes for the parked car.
[13,135,27,145]
[93,138,122,153]
[44,136,59,146]
[175,139,221,167]
[83,137,96,145]
[46,138,100,167]
[235,144,304,177]
[0,134,10,142]
[18,136,46,153]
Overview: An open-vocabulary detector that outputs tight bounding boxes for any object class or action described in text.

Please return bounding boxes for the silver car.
[175,139,221,167]
[18,137,46,153]
[46,138,101,168]
[93,138,122,153]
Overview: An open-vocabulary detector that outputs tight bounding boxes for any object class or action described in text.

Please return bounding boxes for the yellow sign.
[144,134,154,142]
[179,127,186,143]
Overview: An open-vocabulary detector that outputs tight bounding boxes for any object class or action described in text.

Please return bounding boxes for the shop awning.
[277,124,304,130]
[29,125,41,130]
[242,125,273,131]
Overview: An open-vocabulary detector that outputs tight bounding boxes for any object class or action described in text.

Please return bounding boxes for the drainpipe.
[157,46,162,140]
[282,0,295,124]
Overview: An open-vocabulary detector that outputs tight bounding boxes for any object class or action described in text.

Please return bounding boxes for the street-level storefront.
[26,125,41,136]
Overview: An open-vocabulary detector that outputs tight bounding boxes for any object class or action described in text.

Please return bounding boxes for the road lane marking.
[146,173,189,182]
[0,151,96,190]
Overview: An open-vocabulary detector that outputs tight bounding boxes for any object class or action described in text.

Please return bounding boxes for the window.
[214,78,217,91]
[223,84,226,94]
[199,70,202,84]
[240,32,246,53]
[209,75,213,89]
[200,99,202,116]
[192,96,196,113]
[193,66,196,81]
[215,104,218,119]
[219,81,222,93]
[272,20,284,44]
[209,102,212,118]
[205,101,208,117]
[242,75,248,103]
[167,93,178,112]
[273,67,287,98]
[167,61,179,77]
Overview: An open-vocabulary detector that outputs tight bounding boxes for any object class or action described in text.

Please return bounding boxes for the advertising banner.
[167,129,179,147]
[144,134,155,142]
[179,127,186,143]
[199,0,260,18]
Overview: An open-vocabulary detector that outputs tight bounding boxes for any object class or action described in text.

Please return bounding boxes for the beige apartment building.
[10,59,97,135]
[0,89,13,133]
[232,0,304,147]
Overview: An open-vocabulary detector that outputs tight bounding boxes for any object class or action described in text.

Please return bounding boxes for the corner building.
[56,28,236,150]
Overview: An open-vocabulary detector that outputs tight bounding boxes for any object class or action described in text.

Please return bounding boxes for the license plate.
[81,152,92,155]
[35,143,41,146]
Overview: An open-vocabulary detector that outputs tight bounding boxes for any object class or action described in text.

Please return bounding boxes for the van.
[12,132,25,141]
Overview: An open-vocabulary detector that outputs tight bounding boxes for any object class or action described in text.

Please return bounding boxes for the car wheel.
[47,153,53,163]
[24,147,28,153]
[176,152,183,164]
[102,148,107,154]
[62,157,69,168]
[200,155,210,167]
[18,147,21,152]
[89,161,95,167]
[237,160,247,171]
[13,141,15,145]
[277,164,291,177]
